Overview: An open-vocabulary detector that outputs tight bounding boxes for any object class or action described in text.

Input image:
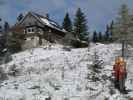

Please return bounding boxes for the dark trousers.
[114,78,125,91]
[119,78,126,92]
[114,79,119,89]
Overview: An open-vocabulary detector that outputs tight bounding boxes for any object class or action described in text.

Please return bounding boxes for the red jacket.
[119,65,127,80]
[113,64,119,80]
[113,63,127,80]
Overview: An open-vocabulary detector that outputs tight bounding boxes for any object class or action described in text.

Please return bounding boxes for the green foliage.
[92,31,98,43]
[112,4,131,41]
[105,29,110,41]
[79,32,89,41]
[2,22,10,47]
[74,8,88,41]
[4,21,10,32]
[62,13,72,32]
[103,21,115,43]
[8,64,20,77]
[17,13,24,22]
[109,20,114,42]
[98,32,103,42]
[3,52,12,63]
[87,51,103,82]
[71,39,88,48]
[0,67,8,81]
[7,32,25,53]
[110,21,114,36]
[0,20,10,56]
[0,18,2,32]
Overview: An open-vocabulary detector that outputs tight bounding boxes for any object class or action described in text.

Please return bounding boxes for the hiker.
[119,58,127,92]
[113,57,120,88]
[113,57,127,93]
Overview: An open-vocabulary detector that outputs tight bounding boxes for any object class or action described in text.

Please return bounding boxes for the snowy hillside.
[0,43,133,100]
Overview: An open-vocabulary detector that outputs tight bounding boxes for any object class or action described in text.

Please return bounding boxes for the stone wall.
[21,36,39,50]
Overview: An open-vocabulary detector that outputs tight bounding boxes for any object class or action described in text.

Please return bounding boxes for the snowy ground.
[0,43,133,100]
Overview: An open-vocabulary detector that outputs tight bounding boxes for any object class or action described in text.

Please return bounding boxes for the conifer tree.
[93,31,98,43]
[110,21,114,36]
[109,20,114,41]
[98,32,102,42]
[7,32,25,53]
[0,18,4,55]
[1,22,10,49]
[46,13,50,19]
[4,21,10,32]
[112,4,130,41]
[17,13,24,22]
[62,12,72,32]
[4,22,10,44]
[0,20,10,56]
[74,8,88,41]
[0,18,2,32]
[105,28,110,41]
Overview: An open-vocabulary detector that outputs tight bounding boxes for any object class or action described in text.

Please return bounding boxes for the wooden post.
[122,40,125,58]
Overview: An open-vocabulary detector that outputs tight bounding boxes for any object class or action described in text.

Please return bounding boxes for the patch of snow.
[0,43,133,100]
[41,18,51,26]
[40,17,65,33]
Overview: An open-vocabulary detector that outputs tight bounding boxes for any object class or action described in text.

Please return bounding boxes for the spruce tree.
[0,20,10,56]
[110,21,114,36]
[4,21,10,32]
[74,8,88,41]
[3,22,10,44]
[112,4,130,41]
[17,13,24,22]
[105,30,110,41]
[0,18,2,32]
[93,31,98,43]
[7,32,25,53]
[1,22,10,50]
[62,12,72,32]
[98,32,102,42]
[109,20,114,41]
[46,13,50,19]
[0,18,4,55]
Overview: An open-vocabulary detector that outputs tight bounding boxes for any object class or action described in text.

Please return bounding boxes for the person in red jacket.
[118,60,127,92]
[113,57,127,92]
[113,57,120,88]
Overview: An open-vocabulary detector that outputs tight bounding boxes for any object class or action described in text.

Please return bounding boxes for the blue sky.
[0,0,133,32]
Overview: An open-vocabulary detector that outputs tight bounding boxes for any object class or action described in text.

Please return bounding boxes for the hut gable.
[17,12,44,28]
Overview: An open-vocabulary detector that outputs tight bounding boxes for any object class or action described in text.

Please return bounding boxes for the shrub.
[0,67,8,81]
[45,97,51,100]
[71,39,88,48]
[62,46,71,51]
[8,64,20,77]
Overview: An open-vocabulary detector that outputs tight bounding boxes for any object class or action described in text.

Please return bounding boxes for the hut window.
[28,28,31,33]
[27,27,34,33]
[31,28,34,32]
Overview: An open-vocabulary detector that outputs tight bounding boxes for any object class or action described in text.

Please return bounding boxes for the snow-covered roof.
[31,12,67,33]
[15,12,67,33]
